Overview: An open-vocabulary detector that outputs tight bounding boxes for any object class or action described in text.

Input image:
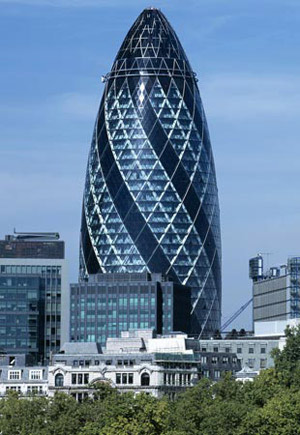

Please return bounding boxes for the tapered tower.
[80,8,221,337]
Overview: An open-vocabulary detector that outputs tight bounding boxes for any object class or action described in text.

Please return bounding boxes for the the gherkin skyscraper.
[80,8,221,337]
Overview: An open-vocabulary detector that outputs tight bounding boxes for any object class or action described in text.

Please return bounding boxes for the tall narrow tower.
[80,8,221,336]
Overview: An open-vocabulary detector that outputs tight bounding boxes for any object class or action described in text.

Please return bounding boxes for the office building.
[0,232,69,363]
[250,255,300,322]
[79,7,221,337]
[70,272,191,347]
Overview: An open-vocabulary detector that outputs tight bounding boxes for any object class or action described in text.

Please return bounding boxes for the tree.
[80,392,170,435]
[271,325,300,387]
[238,328,246,337]
[242,368,282,408]
[168,378,213,434]
[213,329,222,339]
[225,329,238,339]
[91,381,118,401]
[239,390,300,435]
[0,391,48,435]
[45,393,82,435]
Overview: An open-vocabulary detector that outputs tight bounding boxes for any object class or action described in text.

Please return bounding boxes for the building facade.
[80,7,221,337]
[199,337,279,372]
[0,353,48,397]
[49,331,240,400]
[70,272,191,347]
[250,255,300,322]
[0,330,246,400]
[48,338,200,401]
[0,233,69,363]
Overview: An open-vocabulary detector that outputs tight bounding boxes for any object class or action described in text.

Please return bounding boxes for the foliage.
[0,326,300,434]
[271,325,300,387]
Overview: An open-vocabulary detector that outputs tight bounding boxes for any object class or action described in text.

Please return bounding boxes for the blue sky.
[1,0,300,329]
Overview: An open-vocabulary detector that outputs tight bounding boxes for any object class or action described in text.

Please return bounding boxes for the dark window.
[213,347,218,352]
[141,372,150,386]
[201,348,206,352]
[261,348,266,354]
[122,373,127,384]
[116,373,121,384]
[105,360,111,365]
[237,348,242,354]
[249,348,254,354]
[73,360,78,367]
[71,374,76,385]
[84,374,89,384]
[95,360,100,366]
[55,373,64,387]
[78,374,83,385]
[225,348,230,353]
[128,373,133,384]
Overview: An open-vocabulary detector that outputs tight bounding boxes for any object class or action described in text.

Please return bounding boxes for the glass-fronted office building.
[0,273,44,361]
[80,8,221,336]
[70,273,191,347]
[0,234,69,362]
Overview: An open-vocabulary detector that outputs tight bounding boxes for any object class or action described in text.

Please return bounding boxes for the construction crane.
[221,298,253,332]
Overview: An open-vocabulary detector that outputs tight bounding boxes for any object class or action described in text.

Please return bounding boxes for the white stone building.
[48,331,201,401]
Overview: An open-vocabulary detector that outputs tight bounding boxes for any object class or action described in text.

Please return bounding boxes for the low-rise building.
[0,353,48,397]
[199,337,279,372]
[0,330,242,400]
[48,332,201,400]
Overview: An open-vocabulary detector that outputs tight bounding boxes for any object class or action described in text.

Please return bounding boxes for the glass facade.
[0,264,62,363]
[80,8,221,336]
[70,273,191,347]
[0,274,42,359]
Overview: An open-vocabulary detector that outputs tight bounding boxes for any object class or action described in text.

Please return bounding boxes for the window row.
[116,372,134,385]
[202,356,238,365]
[202,347,267,354]
[163,373,192,386]
[71,373,89,385]
[5,385,44,394]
